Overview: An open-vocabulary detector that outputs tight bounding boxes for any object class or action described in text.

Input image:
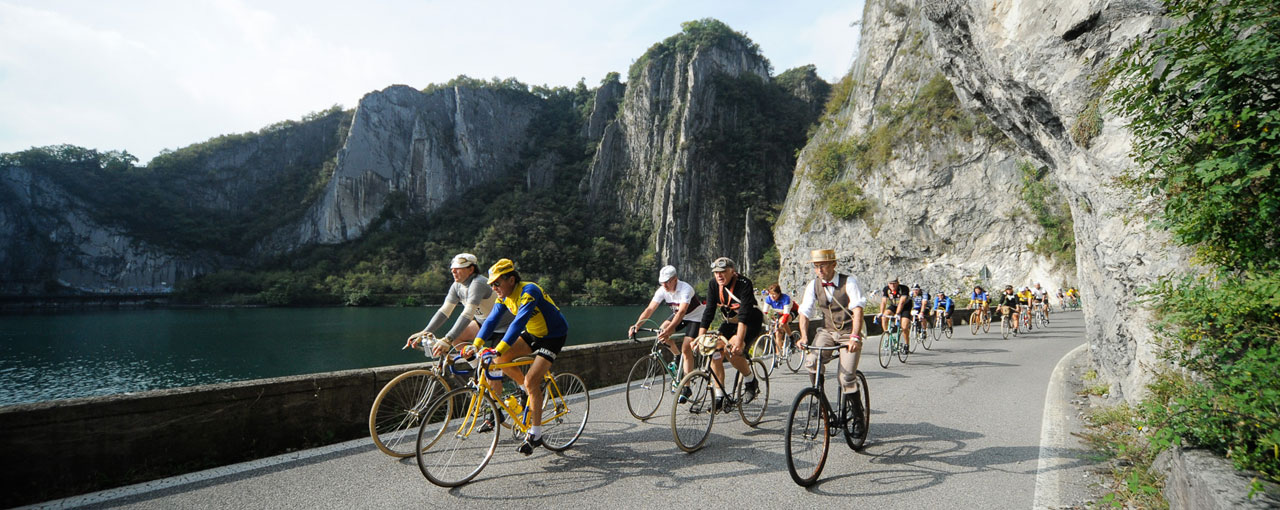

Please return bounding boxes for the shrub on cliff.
[1108,0,1280,484]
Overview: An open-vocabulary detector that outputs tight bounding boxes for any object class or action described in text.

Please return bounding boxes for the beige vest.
[814,274,854,333]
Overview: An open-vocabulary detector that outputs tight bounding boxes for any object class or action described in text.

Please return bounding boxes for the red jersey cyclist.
[763,283,799,365]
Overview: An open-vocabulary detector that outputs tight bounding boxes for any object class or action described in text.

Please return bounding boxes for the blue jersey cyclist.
[474,258,569,456]
[933,291,955,330]
[763,283,799,358]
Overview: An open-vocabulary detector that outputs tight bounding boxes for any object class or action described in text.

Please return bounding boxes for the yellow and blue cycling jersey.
[477,281,569,353]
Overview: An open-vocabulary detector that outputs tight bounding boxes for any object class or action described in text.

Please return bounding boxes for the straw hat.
[809,249,836,263]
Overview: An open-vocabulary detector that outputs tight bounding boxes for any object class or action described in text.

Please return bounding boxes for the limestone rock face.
[582,35,794,280]
[922,0,1188,400]
[263,85,541,251]
[0,167,222,293]
[775,0,1059,308]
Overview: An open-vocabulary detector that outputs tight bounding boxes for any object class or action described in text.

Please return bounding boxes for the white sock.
[744,373,756,383]
[714,388,724,397]
[529,425,542,438]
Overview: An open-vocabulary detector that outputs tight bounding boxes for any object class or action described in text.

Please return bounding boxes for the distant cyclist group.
[380,250,1082,486]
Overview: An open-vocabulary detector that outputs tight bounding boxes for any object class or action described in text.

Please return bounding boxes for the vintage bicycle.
[749,315,803,376]
[671,333,770,452]
[784,343,870,486]
[369,334,473,458]
[624,321,686,420]
[414,352,590,487]
[877,314,908,368]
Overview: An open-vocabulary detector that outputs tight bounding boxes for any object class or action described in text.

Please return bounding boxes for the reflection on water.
[0,305,645,406]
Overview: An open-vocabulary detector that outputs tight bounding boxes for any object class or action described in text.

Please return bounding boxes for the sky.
[0,0,865,163]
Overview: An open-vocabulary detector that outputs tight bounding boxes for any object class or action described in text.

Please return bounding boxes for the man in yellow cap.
[796,249,868,435]
[474,258,569,455]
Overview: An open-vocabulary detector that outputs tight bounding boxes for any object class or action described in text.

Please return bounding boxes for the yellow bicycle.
[414,353,590,487]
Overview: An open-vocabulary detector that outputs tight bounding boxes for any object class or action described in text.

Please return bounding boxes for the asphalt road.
[51,310,1092,510]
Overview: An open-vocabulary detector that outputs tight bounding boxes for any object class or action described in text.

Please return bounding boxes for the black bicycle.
[784,343,870,486]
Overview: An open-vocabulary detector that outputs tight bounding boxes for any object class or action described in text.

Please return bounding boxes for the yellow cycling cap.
[487,258,516,285]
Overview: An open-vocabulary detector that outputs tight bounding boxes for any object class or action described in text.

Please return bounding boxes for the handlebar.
[799,343,849,353]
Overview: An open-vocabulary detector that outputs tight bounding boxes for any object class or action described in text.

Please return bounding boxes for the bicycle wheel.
[625,355,666,420]
[970,311,981,335]
[784,388,829,487]
[785,331,804,373]
[671,370,715,452]
[920,321,935,351]
[750,334,777,377]
[540,372,590,451]
[928,315,939,343]
[843,370,871,451]
[982,312,992,333]
[897,331,909,363]
[1041,310,1050,327]
[1001,314,1010,339]
[415,388,498,487]
[877,329,893,368]
[909,322,922,353]
[370,369,451,458]
[734,360,770,426]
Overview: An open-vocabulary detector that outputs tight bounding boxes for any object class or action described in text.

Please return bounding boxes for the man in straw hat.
[797,249,868,432]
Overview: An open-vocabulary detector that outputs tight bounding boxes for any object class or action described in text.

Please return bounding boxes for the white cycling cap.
[659,265,677,283]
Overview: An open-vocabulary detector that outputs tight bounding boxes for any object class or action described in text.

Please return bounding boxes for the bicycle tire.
[1001,314,1010,339]
[415,387,498,487]
[735,360,769,427]
[625,355,666,420]
[877,329,893,368]
[750,334,777,378]
[784,388,829,487]
[928,315,939,343]
[540,372,590,451]
[844,370,870,451]
[909,320,922,354]
[982,312,992,333]
[785,331,804,373]
[897,330,909,363]
[921,320,934,351]
[970,311,981,335]
[370,369,451,458]
[671,370,715,452]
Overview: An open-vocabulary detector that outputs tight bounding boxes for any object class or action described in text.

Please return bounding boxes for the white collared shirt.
[798,274,867,319]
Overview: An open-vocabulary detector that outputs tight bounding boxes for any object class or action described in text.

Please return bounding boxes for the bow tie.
[821,282,836,288]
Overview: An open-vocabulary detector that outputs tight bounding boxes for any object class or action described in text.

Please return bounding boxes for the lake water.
[0,305,647,406]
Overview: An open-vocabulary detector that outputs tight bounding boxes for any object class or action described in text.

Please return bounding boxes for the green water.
[0,305,647,406]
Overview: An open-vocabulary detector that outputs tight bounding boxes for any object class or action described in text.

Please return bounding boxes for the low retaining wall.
[1155,446,1280,509]
[0,338,650,507]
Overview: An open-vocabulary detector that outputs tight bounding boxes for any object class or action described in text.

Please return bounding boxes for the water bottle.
[504,395,524,425]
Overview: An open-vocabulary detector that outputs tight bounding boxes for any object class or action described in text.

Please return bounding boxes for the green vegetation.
[1,106,351,255]
[1100,0,1280,491]
[820,70,855,122]
[1069,95,1104,149]
[629,18,768,83]
[1077,400,1169,509]
[1017,161,1076,271]
[824,182,871,220]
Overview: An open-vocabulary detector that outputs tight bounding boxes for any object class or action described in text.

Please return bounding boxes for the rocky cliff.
[583,21,821,281]
[262,84,542,252]
[0,166,224,293]
[777,0,1184,401]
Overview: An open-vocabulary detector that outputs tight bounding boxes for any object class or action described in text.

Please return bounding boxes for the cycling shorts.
[520,332,566,362]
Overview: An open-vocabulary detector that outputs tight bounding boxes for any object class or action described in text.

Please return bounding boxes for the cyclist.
[1017,286,1035,331]
[763,283,799,364]
[909,285,932,333]
[629,265,706,362]
[796,249,867,432]
[1032,282,1050,322]
[997,285,1021,332]
[1056,288,1066,308]
[970,285,989,323]
[690,257,761,411]
[1066,287,1080,308]
[933,291,955,333]
[405,253,512,356]
[880,278,910,349]
[474,258,569,455]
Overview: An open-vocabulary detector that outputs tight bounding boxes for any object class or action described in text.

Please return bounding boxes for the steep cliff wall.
[776,0,1059,301]
[0,166,223,293]
[922,0,1187,400]
[583,22,818,280]
[265,85,542,251]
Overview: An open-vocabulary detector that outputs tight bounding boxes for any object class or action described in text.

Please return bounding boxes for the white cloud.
[0,0,865,163]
